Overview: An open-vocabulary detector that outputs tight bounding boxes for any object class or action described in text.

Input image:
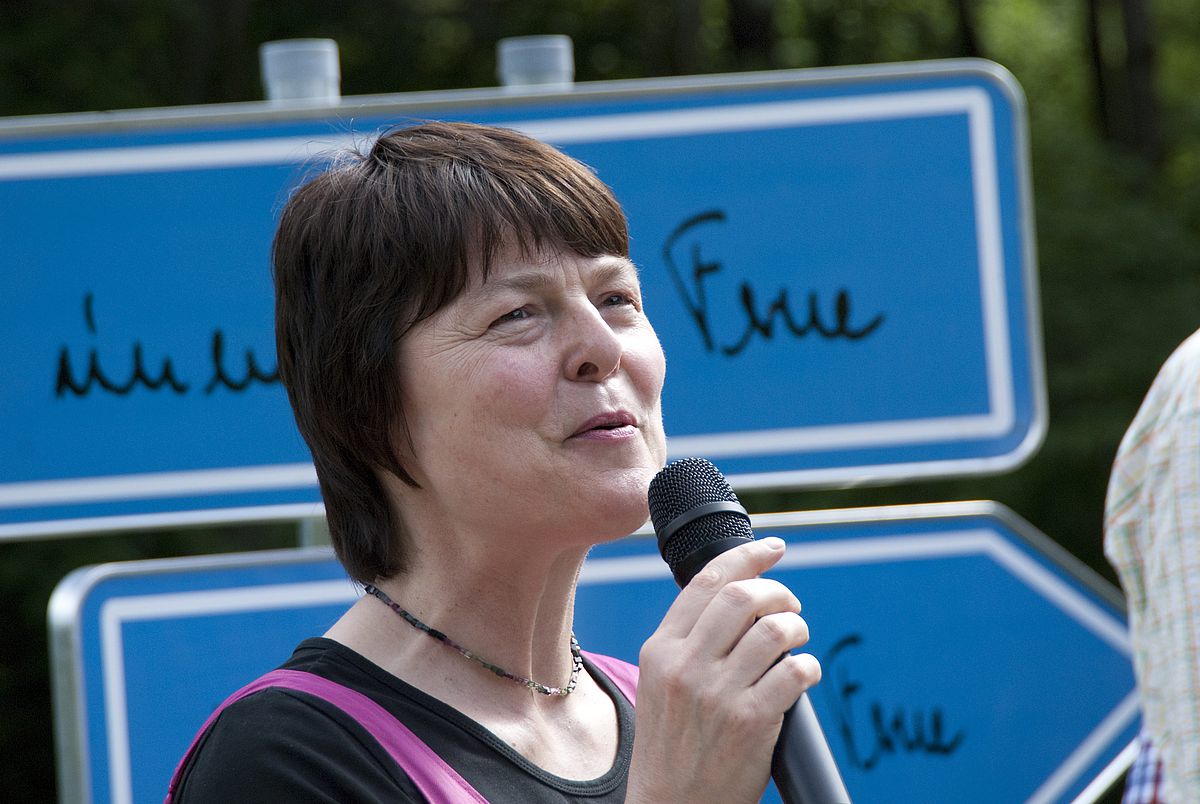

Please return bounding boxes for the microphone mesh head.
[648,457,753,572]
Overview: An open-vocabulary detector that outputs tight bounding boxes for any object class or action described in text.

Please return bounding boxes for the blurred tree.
[1085,0,1163,163]
[953,0,984,57]
[1120,0,1162,163]
[728,0,776,68]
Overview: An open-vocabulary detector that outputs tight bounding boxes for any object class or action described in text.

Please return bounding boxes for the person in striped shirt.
[1105,327,1200,802]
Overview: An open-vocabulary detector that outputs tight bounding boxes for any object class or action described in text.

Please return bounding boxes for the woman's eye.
[602,293,635,307]
[492,308,530,326]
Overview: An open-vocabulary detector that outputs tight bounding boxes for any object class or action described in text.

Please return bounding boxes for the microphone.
[648,457,851,804]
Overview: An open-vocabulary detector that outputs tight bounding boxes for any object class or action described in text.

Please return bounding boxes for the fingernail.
[763,537,785,550]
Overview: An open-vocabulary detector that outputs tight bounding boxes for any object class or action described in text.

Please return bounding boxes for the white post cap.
[496,35,575,90]
[259,38,341,103]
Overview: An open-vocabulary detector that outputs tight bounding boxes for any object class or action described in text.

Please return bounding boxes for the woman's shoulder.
[174,639,639,803]
[171,642,423,802]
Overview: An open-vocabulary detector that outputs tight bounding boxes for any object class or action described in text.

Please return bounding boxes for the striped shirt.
[1105,327,1200,802]
[1124,730,1164,803]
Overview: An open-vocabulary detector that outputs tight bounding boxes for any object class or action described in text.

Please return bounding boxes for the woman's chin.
[577,467,657,541]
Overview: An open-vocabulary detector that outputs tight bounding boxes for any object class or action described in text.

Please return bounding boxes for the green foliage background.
[2,0,1198,799]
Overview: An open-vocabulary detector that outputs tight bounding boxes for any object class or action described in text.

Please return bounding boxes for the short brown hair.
[272,121,629,582]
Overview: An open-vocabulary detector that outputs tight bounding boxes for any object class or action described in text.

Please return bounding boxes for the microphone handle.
[771,691,851,804]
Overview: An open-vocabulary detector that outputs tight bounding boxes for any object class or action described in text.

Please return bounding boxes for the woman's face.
[395,246,667,544]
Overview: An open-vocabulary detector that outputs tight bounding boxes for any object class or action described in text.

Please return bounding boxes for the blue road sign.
[50,502,1133,804]
[3,60,1044,536]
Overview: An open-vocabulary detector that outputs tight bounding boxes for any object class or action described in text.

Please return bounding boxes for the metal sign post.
[51,502,1133,803]
[3,59,1043,537]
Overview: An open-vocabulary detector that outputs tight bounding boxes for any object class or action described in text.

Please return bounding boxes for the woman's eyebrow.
[484,258,639,295]
[487,271,555,294]
[591,257,640,285]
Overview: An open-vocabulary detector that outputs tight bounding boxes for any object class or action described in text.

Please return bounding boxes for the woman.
[170,121,820,802]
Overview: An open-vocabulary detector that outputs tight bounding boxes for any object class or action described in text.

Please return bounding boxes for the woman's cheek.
[480,352,550,410]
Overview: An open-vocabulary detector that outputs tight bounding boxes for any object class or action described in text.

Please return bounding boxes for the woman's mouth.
[571,411,637,439]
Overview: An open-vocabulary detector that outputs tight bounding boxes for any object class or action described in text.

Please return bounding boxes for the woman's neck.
[323,524,621,779]
[328,524,591,708]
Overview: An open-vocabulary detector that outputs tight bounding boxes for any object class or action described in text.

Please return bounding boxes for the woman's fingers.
[722,610,811,683]
[686,579,801,659]
[630,537,824,804]
[655,537,788,639]
[752,652,823,714]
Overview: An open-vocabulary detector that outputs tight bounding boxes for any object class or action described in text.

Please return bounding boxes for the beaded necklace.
[363,583,583,696]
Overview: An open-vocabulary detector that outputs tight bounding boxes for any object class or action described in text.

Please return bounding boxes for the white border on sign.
[0,86,1013,511]
[96,526,1132,804]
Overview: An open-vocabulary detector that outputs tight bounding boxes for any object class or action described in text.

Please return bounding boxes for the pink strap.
[165,669,486,803]
[583,651,638,705]
[166,656,639,803]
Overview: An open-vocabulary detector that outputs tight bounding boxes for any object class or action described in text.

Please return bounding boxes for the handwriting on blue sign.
[823,633,965,771]
[55,293,279,398]
[662,210,887,357]
[53,206,888,404]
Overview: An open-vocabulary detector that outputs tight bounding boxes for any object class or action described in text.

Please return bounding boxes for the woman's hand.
[626,538,821,804]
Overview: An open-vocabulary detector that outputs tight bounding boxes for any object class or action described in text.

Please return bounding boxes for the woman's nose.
[564,303,623,382]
